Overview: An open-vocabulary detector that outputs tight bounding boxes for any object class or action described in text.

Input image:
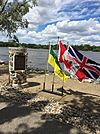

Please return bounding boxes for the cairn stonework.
[9,47,28,87]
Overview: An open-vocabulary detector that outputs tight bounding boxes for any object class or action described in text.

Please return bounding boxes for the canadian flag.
[58,40,86,81]
[59,40,72,69]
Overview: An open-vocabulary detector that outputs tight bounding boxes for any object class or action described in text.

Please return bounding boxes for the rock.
[94,78,100,84]
[82,78,94,83]
[44,102,63,114]
[0,60,5,65]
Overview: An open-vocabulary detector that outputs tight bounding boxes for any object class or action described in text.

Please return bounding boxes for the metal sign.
[14,55,25,70]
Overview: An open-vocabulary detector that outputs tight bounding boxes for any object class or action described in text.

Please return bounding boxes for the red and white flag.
[59,40,72,69]
[58,40,100,81]
[58,40,86,81]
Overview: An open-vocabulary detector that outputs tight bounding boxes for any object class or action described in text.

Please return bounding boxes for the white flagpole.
[57,38,65,95]
[43,42,50,90]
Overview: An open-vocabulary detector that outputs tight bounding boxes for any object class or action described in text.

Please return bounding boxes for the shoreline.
[0,64,100,96]
[0,64,100,84]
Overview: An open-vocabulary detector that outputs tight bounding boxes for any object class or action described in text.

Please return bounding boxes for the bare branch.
[0,0,8,13]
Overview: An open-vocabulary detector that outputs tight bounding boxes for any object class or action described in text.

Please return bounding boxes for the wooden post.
[52,73,55,92]
[51,37,60,92]
[8,52,10,84]
[61,73,64,96]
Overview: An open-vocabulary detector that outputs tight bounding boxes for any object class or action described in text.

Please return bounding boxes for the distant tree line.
[0,41,100,52]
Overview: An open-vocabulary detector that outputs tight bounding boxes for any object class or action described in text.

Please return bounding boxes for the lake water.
[0,47,100,71]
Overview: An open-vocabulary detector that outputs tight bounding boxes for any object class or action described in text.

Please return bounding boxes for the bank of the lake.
[0,47,100,71]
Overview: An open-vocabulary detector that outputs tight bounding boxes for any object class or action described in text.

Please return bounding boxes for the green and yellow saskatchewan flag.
[48,46,68,81]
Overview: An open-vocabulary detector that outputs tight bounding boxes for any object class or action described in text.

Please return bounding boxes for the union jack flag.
[67,45,100,80]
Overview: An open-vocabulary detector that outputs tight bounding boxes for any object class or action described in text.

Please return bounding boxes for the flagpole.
[43,42,50,90]
[8,64,10,84]
[52,73,55,92]
[52,37,59,92]
[61,73,64,95]
[57,37,65,95]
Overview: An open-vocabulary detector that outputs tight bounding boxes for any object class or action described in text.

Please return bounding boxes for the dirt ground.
[0,64,100,134]
[0,64,100,97]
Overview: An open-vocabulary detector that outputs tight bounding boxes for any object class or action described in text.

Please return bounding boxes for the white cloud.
[0,0,100,46]
[0,32,8,42]
[56,19,100,35]
[42,24,57,34]
[16,29,27,36]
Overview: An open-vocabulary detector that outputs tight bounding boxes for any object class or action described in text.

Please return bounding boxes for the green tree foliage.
[73,44,100,52]
[0,41,100,52]
[0,0,37,40]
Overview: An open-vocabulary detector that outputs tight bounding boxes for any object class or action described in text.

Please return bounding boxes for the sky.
[0,0,100,45]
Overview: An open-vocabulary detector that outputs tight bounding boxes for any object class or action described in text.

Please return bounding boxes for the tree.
[0,0,37,41]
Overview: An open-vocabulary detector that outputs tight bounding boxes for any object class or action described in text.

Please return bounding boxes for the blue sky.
[0,0,100,45]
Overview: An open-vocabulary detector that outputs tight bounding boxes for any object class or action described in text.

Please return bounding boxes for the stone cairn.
[9,47,28,87]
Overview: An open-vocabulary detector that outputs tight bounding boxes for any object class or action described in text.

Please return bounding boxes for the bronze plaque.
[15,55,25,70]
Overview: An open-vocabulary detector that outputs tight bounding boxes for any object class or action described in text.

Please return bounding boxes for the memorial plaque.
[14,55,25,70]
